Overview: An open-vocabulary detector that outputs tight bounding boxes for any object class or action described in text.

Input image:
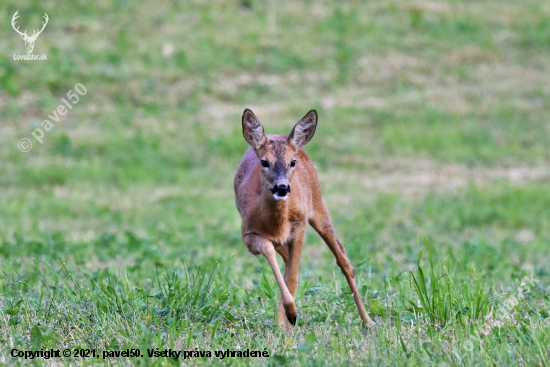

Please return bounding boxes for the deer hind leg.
[309,209,375,326]
[245,234,296,328]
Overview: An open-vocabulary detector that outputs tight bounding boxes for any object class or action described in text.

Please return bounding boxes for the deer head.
[12,11,49,54]
[242,109,318,201]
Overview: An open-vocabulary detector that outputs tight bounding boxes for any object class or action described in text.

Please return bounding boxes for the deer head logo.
[11,11,49,54]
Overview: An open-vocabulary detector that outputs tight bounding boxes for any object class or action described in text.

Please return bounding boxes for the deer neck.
[259,187,289,226]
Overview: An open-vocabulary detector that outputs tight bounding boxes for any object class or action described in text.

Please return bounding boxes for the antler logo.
[11,11,49,54]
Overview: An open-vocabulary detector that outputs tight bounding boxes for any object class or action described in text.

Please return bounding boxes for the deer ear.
[287,110,317,150]
[242,109,267,150]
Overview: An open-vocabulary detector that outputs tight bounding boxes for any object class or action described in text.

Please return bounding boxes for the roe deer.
[234,109,375,328]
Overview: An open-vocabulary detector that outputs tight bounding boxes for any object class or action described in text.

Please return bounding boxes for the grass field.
[1,0,550,365]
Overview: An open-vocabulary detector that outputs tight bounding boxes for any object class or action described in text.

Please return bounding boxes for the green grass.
[1,0,550,365]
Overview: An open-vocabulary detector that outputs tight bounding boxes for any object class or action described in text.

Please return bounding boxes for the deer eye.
[290,160,296,167]
[261,160,269,168]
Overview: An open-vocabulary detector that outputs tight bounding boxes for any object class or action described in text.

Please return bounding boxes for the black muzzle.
[271,184,291,196]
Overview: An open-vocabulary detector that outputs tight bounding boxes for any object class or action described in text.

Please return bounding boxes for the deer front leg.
[280,227,305,327]
[275,244,290,327]
[244,234,296,328]
[274,237,302,329]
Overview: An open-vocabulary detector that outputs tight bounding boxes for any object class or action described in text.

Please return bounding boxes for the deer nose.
[271,184,291,196]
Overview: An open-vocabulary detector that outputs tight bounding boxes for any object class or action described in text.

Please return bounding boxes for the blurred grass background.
[0,0,549,365]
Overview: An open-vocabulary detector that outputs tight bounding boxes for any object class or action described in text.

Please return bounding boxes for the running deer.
[234,109,375,328]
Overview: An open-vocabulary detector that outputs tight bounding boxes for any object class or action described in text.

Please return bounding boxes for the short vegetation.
[1,0,549,365]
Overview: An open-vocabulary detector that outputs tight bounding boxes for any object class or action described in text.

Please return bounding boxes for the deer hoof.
[286,314,297,326]
[283,303,297,326]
